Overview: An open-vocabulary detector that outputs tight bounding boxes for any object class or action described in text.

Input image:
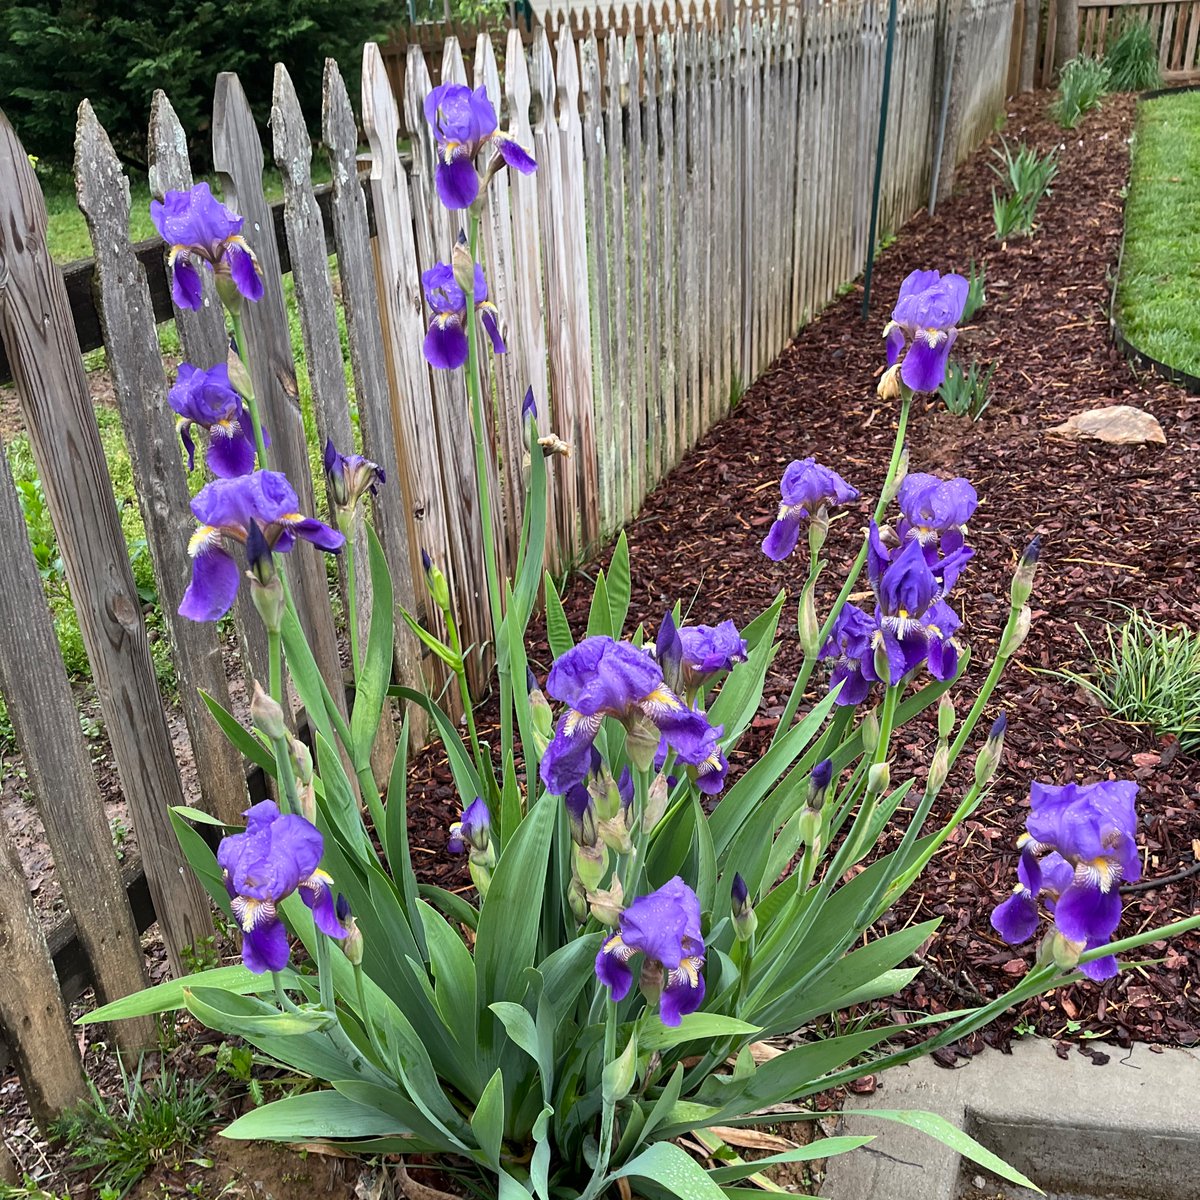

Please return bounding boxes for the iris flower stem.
[463,216,510,766]
[353,963,387,1065]
[946,593,1022,769]
[270,733,300,817]
[314,924,336,1014]
[268,629,283,714]
[272,970,299,1013]
[622,770,653,902]
[229,312,269,470]
[343,515,362,682]
[770,392,912,747]
[584,995,620,1200]
[445,604,486,787]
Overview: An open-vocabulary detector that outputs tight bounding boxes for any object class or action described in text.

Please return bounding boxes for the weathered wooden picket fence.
[0,0,1013,1128]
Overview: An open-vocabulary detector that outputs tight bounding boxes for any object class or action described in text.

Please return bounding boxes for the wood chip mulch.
[409,89,1199,1049]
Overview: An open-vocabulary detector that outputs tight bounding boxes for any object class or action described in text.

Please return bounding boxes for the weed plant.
[1060,608,1200,753]
[1104,19,1162,91]
[1051,56,1111,129]
[52,1061,216,1199]
[938,359,996,421]
[990,140,1058,240]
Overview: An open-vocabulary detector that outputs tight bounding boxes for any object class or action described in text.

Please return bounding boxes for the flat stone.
[1048,405,1166,445]
[822,1040,1200,1200]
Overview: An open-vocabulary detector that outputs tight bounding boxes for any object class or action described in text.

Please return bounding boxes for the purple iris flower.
[521,387,537,423]
[763,458,859,561]
[657,613,748,695]
[168,363,260,478]
[660,718,729,795]
[217,800,347,974]
[539,636,713,794]
[896,473,978,560]
[883,269,969,393]
[448,797,491,856]
[595,876,706,1026]
[150,183,264,311]
[423,83,538,210]
[422,262,505,370]
[818,603,878,706]
[866,525,967,686]
[991,780,1140,981]
[323,439,385,512]
[181,471,344,622]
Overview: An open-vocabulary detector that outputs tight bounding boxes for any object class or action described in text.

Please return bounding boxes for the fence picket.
[320,57,427,742]
[147,91,270,694]
[75,102,249,828]
[641,35,664,484]
[0,436,153,1053]
[0,112,214,975]
[211,72,348,729]
[271,64,397,781]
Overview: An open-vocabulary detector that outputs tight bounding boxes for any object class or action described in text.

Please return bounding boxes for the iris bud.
[567,873,588,924]
[469,861,492,900]
[808,758,834,810]
[250,681,287,742]
[214,271,244,316]
[861,708,880,754]
[1002,605,1032,658]
[226,346,255,401]
[421,548,451,614]
[880,445,909,509]
[974,713,1007,787]
[323,439,350,509]
[289,738,313,786]
[342,916,364,966]
[451,231,475,295]
[246,521,284,634]
[730,873,757,942]
[1011,537,1041,608]
[598,813,633,856]
[638,958,664,1006]
[297,781,317,824]
[927,742,950,796]
[625,715,662,773]
[1046,929,1084,972]
[797,805,822,848]
[937,694,955,742]
[798,583,820,660]
[529,681,553,756]
[573,843,608,892]
[603,1030,639,1104]
[867,761,890,796]
[589,765,622,822]
[807,507,830,558]
[642,773,669,832]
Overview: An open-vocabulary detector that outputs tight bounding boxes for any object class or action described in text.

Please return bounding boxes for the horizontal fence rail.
[0,0,1013,1125]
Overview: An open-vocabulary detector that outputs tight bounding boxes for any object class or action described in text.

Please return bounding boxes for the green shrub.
[938,359,996,421]
[0,0,397,169]
[990,139,1058,240]
[1050,56,1111,129]
[1061,609,1200,753]
[1104,19,1162,92]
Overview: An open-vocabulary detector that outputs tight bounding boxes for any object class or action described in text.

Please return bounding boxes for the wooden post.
[1019,0,1039,90]
[1054,0,1078,71]
[0,439,154,1054]
[0,111,214,976]
[74,101,249,828]
[0,820,86,1132]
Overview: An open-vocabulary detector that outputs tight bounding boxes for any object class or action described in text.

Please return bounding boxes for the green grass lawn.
[1116,91,1200,377]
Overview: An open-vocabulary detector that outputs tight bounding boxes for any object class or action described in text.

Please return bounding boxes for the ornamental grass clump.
[85,89,1200,1200]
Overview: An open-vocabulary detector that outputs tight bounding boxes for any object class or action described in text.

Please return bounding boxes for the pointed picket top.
[644,25,659,95]
[404,47,437,182]
[441,35,468,86]
[580,32,603,120]
[321,57,359,190]
[531,27,558,133]
[660,28,676,95]
[271,61,314,178]
[362,41,403,175]
[624,26,642,106]
[557,23,583,131]
[505,25,535,139]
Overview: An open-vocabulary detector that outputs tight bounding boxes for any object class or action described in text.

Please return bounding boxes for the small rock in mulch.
[1049,403,1167,444]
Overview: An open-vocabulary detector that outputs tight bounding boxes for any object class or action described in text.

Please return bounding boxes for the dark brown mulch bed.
[408,90,1200,1047]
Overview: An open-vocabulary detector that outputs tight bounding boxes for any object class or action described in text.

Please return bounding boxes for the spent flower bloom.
[539,636,713,794]
[150,183,264,311]
[168,363,261,478]
[217,801,346,973]
[181,471,344,622]
[423,83,537,210]
[422,261,505,370]
[323,439,385,515]
[883,269,969,393]
[595,876,706,1026]
[762,458,859,562]
[991,780,1140,980]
